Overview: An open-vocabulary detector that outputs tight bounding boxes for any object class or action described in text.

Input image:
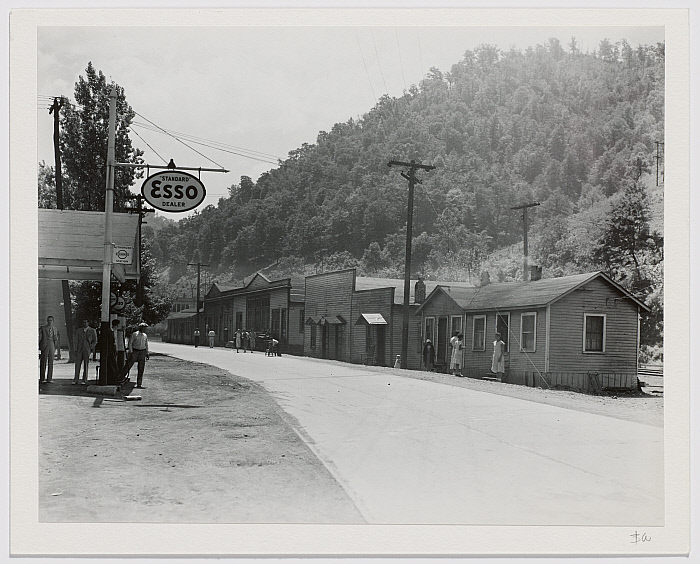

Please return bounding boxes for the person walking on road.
[249,330,256,352]
[242,330,249,352]
[491,332,506,381]
[117,323,150,388]
[208,329,216,348]
[234,329,242,352]
[194,328,200,348]
[422,338,435,372]
[73,319,97,385]
[39,315,58,383]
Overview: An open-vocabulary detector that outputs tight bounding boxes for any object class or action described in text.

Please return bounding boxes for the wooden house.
[164,309,200,344]
[415,271,650,390]
[304,268,472,369]
[203,273,305,354]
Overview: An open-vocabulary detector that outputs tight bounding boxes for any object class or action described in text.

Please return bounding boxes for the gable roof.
[355,276,473,306]
[417,272,649,313]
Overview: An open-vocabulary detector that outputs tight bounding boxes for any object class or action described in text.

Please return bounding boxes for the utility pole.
[125,194,154,308]
[50,97,75,361]
[388,159,435,369]
[188,261,209,341]
[654,141,664,187]
[511,202,540,282]
[99,86,117,386]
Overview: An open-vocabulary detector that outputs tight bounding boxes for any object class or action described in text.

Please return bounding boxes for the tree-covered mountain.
[151,39,663,287]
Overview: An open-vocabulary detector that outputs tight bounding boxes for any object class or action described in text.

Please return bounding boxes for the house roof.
[166,310,200,321]
[417,272,650,313]
[355,276,473,306]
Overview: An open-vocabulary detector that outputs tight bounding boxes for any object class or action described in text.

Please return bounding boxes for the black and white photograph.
[7,5,692,558]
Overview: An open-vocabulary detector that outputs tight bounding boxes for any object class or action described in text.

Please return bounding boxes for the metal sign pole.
[99,86,117,386]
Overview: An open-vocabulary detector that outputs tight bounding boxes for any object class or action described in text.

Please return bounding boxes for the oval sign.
[141,170,206,213]
[113,296,126,311]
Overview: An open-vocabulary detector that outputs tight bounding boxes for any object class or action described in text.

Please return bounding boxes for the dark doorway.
[321,324,329,359]
[375,325,386,366]
[437,316,448,366]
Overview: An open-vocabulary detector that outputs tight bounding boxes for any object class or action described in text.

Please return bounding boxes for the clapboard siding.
[549,277,638,373]
[287,302,304,354]
[388,303,423,369]
[508,308,547,373]
[351,288,394,365]
[304,270,354,360]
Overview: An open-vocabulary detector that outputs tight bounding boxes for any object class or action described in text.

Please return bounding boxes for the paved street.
[151,342,664,526]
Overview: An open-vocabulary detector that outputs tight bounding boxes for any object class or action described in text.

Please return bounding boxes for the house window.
[496,313,510,351]
[299,309,305,333]
[584,314,606,353]
[236,312,243,331]
[425,317,436,344]
[310,324,316,349]
[451,315,463,337]
[472,315,486,351]
[271,308,281,337]
[520,312,537,352]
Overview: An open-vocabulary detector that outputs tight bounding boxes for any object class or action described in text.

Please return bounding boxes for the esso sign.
[141,170,206,213]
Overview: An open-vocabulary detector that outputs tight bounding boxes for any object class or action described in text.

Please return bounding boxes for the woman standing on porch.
[491,332,506,381]
[450,332,463,377]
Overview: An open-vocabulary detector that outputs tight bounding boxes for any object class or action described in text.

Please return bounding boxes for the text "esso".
[141,170,207,213]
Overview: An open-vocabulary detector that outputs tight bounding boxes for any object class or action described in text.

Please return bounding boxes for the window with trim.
[425,317,436,344]
[472,315,486,351]
[310,324,316,349]
[520,312,536,352]
[496,313,510,351]
[451,315,463,337]
[584,314,606,352]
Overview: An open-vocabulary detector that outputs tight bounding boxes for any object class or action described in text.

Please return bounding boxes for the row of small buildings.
[165,267,649,390]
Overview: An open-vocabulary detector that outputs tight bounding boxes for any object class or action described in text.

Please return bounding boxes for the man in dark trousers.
[117,323,150,388]
[194,328,200,348]
[39,316,58,383]
[422,338,436,372]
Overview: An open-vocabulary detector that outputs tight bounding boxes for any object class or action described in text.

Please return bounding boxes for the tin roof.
[418,272,649,313]
[355,276,473,306]
[166,310,200,321]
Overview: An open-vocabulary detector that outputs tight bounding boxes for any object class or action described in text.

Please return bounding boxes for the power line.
[130,127,168,165]
[133,111,226,170]
[370,28,389,94]
[395,28,408,92]
[354,27,377,104]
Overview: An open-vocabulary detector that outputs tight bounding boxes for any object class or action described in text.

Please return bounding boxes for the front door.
[375,325,386,366]
[321,324,329,359]
[436,316,448,367]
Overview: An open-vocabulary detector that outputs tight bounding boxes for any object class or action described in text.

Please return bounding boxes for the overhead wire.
[370,28,389,94]
[354,27,377,104]
[130,126,168,165]
[133,111,226,169]
[395,28,408,92]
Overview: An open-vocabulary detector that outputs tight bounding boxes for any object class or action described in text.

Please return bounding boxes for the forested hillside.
[148,38,664,350]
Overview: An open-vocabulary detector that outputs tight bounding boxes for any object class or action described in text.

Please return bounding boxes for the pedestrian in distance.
[194,328,200,348]
[111,319,126,371]
[449,331,460,376]
[450,333,464,377]
[422,338,436,372]
[235,329,242,352]
[491,332,506,382]
[242,330,249,352]
[55,330,62,360]
[249,330,256,353]
[208,329,216,348]
[39,315,59,383]
[73,319,97,385]
[117,323,150,388]
[270,337,279,356]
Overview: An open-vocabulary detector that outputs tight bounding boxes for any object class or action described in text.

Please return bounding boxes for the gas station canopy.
[38,209,140,282]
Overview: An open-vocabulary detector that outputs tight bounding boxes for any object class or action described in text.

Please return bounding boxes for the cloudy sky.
[37,20,664,219]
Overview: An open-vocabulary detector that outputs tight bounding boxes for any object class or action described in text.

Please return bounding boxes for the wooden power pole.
[49,97,75,361]
[188,261,209,340]
[388,159,435,369]
[511,202,540,282]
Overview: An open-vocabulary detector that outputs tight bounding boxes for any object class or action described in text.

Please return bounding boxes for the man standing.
[208,329,216,348]
[117,322,149,388]
[73,319,97,385]
[111,319,126,371]
[422,338,436,372]
[39,316,58,383]
[194,328,200,348]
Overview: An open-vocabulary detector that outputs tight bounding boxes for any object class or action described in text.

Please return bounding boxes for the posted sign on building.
[141,170,206,213]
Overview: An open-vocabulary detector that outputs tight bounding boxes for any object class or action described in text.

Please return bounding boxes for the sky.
[37,23,664,220]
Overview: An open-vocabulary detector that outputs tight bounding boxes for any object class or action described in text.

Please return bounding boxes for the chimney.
[529,265,542,281]
[480,271,490,287]
[414,278,426,303]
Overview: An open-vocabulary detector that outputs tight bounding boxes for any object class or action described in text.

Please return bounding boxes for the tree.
[59,62,144,212]
[593,182,661,283]
[38,161,57,209]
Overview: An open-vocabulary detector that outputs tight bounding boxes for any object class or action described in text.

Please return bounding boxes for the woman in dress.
[450,332,464,377]
[491,332,506,381]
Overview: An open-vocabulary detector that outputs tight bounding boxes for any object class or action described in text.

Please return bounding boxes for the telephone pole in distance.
[188,261,210,340]
[388,159,435,369]
[511,201,540,282]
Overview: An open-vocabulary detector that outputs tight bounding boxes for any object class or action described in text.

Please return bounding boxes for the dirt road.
[39,355,364,523]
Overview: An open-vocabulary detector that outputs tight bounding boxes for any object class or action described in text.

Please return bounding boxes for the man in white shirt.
[117,322,149,388]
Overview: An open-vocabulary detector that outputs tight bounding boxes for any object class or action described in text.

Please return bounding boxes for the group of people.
[39,315,150,388]
[421,331,507,380]
[233,329,255,352]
